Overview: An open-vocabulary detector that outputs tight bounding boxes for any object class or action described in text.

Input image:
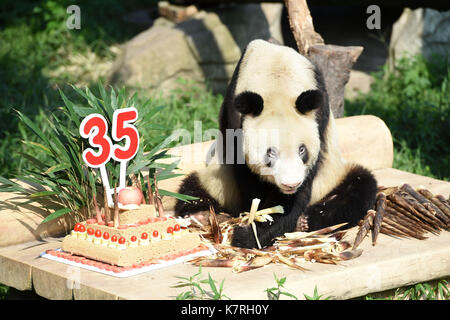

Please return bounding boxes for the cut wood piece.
[308,44,364,118]
[284,0,324,55]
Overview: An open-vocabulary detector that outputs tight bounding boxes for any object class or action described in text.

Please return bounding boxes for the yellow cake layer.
[61,232,201,266]
[118,204,157,225]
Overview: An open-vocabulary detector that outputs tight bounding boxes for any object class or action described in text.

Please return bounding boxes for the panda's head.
[232,40,328,195]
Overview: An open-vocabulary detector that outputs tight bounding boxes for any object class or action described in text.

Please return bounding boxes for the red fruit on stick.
[103,232,110,240]
[141,232,148,240]
[118,187,144,206]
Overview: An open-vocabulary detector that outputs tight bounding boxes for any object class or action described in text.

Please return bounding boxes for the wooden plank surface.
[1,168,449,300]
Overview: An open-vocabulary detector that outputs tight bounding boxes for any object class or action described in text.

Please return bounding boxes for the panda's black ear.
[234,91,264,116]
[295,90,324,114]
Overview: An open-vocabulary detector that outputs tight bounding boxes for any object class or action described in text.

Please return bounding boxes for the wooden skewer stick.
[92,192,103,223]
[113,185,119,228]
[103,186,110,224]
[137,174,146,205]
[146,174,154,205]
[154,172,164,217]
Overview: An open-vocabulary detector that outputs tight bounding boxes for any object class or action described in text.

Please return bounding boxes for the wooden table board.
[1,168,449,300]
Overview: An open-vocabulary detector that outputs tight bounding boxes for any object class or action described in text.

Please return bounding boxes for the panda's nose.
[281,182,301,189]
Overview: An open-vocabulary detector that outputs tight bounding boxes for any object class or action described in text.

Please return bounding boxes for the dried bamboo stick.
[146,174,154,205]
[372,193,386,246]
[353,210,375,249]
[401,184,449,225]
[103,186,111,224]
[113,185,119,228]
[154,172,164,217]
[418,188,450,221]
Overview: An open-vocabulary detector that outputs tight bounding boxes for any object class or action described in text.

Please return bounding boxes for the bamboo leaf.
[41,207,72,224]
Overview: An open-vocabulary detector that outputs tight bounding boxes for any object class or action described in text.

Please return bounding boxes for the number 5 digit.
[111,107,139,162]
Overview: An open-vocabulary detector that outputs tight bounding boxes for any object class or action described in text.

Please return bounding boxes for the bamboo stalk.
[387,200,439,235]
[113,185,119,228]
[154,172,164,217]
[418,188,450,222]
[372,193,386,246]
[146,174,154,205]
[103,186,110,224]
[353,210,375,249]
[382,215,427,240]
[92,192,103,223]
[388,192,441,230]
[384,208,426,235]
[399,191,445,228]
[401,184,449,225]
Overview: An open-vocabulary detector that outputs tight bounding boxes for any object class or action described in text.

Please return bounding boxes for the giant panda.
[174,39,378,249]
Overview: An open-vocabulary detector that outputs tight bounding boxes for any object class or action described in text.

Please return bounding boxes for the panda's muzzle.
[280,182,301,194]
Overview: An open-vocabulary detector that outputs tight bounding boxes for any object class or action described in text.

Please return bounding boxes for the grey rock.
[389,7,450,69]
[109,3,283,95]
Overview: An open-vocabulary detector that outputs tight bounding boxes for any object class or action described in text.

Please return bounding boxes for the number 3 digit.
[112,107,139,162]
[80,114,113,168]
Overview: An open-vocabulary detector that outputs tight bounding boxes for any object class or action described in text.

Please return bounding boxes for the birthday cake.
[61,204,203,267]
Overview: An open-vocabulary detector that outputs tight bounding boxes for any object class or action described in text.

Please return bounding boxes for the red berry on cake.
[111,235,118,242]
[174,224,180,232]
[95,229,102,238]
[79,225,86,233]
[103,232,110,240]
[118,237,126,244]
[152,230,159,237]
[141,232,148,240]
[131,236,137,242]
[167,227,174,234]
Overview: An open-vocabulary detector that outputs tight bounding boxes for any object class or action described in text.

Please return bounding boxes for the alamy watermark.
[66,5,81,30]
[366,5,381,30]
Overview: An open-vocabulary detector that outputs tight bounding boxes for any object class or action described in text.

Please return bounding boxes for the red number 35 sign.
[80,107,139,168]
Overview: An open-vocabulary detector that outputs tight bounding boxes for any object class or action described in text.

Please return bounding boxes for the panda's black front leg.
[304,165,378,231]
[231,210,302,248]
[231,189,311,248]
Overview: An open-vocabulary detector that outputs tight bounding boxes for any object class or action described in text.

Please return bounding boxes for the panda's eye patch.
[299,144,308,162]
[264,147,278,167]
[234,91,264,116]
[295,90,323,114]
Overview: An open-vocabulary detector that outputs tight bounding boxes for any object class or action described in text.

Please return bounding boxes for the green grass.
[345,54,450,181]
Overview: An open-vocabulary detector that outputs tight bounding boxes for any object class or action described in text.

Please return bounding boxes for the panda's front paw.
[231,224,260,249]
[297,214,309,232]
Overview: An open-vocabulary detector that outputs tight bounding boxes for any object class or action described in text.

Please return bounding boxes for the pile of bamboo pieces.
[353,184,450,249]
